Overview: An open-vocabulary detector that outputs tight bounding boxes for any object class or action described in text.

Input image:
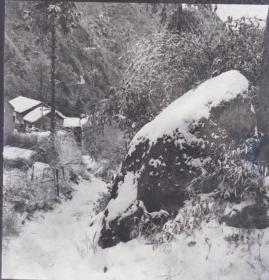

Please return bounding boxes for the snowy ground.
[3,176,269,280]
[3,145,36,161]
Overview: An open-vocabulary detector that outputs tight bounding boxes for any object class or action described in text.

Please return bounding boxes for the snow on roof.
[63,117,88,128]
[23,106,51,123]
[23,106,65,123]
[128,70,249,155]
[80,117,89,126]
[63,117,81,128]
[56,110,66,119]
[9,96,42,113]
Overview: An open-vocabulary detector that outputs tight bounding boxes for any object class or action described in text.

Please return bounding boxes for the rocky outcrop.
[97,70,257,248]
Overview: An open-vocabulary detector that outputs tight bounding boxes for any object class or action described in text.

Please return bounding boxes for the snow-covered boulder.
[98,70,257,248]
[3,146,36,168]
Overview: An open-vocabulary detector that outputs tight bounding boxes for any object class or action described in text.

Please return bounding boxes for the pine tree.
[31,1,80,135]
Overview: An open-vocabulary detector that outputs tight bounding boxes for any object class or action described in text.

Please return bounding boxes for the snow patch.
[28,162,51,180]
[3,176,269,280]
[106,172,138,221]
[78,75,85,85]
[3,146,36,161]
[82,155,97,170]
[63,117,88,128]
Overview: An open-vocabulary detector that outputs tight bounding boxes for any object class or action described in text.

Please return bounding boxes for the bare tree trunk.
[40,64,43,101]
[50,17,56,136]
[39,34,44,102]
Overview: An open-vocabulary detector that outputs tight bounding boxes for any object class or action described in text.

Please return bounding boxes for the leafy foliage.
[188,135,265,203]
[30,2,80,36]
[5,2,159,118]
[101,8,263,136]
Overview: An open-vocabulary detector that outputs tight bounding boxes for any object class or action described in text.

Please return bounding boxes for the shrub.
[100,9,263,135]
[8,132,39,148]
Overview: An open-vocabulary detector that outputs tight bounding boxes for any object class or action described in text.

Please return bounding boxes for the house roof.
[56,110,66,119]
[63,117,81,128]
[63,116,88,128]
[23,106,65,123]
[9,96,42,113]
[23,106,51,123]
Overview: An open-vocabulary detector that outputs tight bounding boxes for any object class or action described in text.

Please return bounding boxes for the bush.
[83,122,126,181]
[34,132,81,167]
[3,158,32,170]
[100,8,263,135]
[8,132,39,148]
[195,137,264,203]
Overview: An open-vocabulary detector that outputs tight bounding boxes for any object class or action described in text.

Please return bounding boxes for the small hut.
[23,106,65,131]
[9,96,44,130]
[63,115,88,144]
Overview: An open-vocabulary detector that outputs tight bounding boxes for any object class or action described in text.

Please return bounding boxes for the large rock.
[221,199,269,229]
[97,70,256,248]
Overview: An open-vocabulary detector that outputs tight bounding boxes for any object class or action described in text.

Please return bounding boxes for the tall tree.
[31,1,80,135]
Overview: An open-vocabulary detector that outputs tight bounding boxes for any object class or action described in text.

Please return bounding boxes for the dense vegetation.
[5,3,263,133]
[102,6,264,136]
[4,2,159,117]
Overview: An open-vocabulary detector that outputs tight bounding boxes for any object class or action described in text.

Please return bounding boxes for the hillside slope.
[4,2,160,116]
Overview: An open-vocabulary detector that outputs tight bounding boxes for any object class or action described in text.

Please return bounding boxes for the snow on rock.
[97,70,257,248]
[129,70,249,154]
[105,172,138,222]
[3,145,36,161]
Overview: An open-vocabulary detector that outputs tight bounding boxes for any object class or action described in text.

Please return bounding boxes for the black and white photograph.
[2,1,269,279]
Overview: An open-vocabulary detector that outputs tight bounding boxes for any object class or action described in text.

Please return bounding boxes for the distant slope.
[4,2,160,116]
